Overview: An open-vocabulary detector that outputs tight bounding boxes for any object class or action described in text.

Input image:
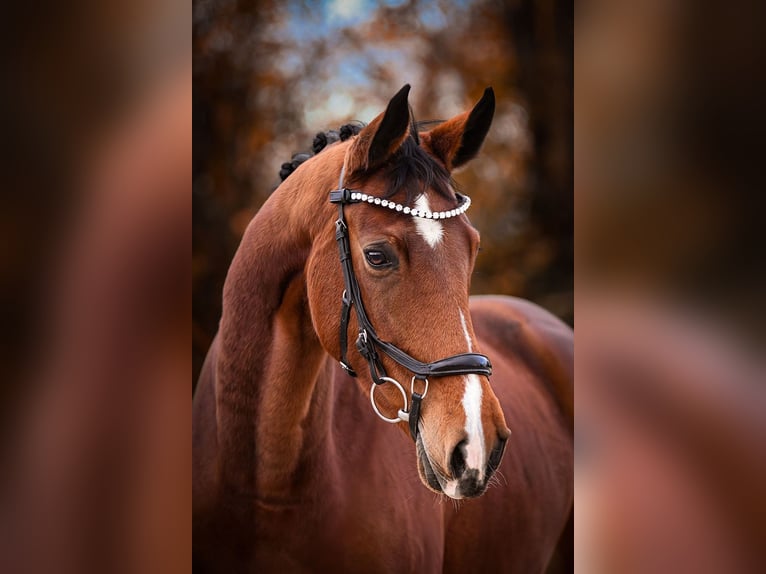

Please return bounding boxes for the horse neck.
[214,155,342,498]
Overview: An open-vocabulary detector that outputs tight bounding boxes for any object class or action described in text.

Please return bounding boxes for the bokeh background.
[576,0,766,571]
[192,0,573,384]
[0,1,190,571]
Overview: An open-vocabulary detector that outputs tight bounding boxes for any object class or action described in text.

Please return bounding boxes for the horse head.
[294,85,511,499]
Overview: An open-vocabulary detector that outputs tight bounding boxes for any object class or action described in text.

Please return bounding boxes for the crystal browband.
[342,191,472,220]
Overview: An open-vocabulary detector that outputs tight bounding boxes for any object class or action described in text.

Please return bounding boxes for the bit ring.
[370,377,408,423]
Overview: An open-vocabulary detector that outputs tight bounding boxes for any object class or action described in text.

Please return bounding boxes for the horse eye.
[364,250,390,267]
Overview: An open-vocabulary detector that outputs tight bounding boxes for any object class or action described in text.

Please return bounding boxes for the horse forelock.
[376,135,455,205]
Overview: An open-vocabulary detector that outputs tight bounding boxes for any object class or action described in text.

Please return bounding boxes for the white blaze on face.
[459,310,473,352]
[413,195,443,248]
[462,375,485,473]
[459,310,485,476]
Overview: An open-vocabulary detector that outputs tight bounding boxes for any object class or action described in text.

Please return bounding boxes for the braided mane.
[279,122,364,181]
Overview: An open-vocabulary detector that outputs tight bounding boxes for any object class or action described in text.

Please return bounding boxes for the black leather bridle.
[328,173,493,441]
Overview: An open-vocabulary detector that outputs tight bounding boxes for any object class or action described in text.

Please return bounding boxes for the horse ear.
[423,87,495,171]
[347,84,411,173]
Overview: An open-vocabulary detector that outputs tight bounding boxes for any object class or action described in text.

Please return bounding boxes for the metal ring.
[411,376,429,399]
[370,377,408,423]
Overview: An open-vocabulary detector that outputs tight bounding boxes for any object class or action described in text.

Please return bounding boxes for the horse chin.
[415,435,446,494]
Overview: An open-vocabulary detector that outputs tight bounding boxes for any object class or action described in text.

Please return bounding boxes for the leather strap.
[335,213,357,377]
[338,293,356,376]
[409,391,423,439]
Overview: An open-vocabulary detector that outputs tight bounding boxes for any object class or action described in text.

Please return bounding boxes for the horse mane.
[278,122,364,181]
[279,116,455,206]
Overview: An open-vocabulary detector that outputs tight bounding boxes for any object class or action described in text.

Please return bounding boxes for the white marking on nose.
[459,310,473,352]
[462,375,485,474]
[443,480,462,499]
[413,195,443,248]
[458,309,485,476]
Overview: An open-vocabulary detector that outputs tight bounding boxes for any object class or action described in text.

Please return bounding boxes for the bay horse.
[193,85,573,573]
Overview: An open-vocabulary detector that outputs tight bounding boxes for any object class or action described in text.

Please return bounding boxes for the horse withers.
[193,85,573,572]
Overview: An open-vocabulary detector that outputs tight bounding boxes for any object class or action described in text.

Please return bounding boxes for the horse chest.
[251,480,445,573]
[245,397,446,571]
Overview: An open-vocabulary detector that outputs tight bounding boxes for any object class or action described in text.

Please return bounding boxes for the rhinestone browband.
[347,191,471,220]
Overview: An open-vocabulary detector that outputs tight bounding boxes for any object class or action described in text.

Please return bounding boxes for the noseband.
[329,166,492,441]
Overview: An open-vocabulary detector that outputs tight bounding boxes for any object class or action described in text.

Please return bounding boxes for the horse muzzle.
[416,434,508,499]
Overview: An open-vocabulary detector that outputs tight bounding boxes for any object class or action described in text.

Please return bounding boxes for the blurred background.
[0,1,190,572]
[576,0,766,571]
[192,0,574,384]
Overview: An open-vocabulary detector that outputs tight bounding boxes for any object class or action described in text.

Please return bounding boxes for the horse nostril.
[487,436,508,476]
[449,439,468,477]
